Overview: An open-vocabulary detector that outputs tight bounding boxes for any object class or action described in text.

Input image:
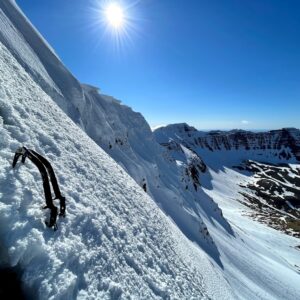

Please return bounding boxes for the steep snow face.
[0,1,231,299]
[0,0,230,256]
[1,2,300,299]
[0,40,235,299]
[162,140,207,191]
[80,84,232,263]
[0,0,83,123]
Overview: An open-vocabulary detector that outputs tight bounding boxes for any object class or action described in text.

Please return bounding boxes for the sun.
[89,0,139,50]
[105,3,124,29]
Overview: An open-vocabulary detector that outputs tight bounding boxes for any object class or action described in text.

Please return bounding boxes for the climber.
[12,147,66,230]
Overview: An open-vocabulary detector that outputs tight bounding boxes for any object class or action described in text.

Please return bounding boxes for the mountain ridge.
[155,124,300,163]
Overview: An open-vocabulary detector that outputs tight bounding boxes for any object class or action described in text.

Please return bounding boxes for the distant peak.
[162,123,197,132]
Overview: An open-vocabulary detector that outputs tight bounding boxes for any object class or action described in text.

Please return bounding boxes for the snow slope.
[0,0,230,263]
[0,0,83,123]
[155,123,300,299]
[80,84,232,262]
[200,166,300,299]
[1,1,300,299]
[154,124,300,226]
[0,39,234,299]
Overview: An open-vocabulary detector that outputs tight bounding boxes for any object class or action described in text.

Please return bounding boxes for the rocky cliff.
[155,124,300,163]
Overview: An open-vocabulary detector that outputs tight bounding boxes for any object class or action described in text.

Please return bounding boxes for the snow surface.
[155,124,300,299]
[0,40,234,299]
[0,1,300,299]
[200,166,300,299]
[0,0,229,259]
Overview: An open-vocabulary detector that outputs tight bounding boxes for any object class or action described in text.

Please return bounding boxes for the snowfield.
[155,124,300,299]
[200,166,300,299]
[0,0,300,299]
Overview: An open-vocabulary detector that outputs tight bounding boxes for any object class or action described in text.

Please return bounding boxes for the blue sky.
[17,0,300,130]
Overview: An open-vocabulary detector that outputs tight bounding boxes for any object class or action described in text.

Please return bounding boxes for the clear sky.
[17,0,300,130]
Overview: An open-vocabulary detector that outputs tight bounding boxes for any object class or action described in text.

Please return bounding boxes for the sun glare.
[89,0,140,51]
[105,3,124,29]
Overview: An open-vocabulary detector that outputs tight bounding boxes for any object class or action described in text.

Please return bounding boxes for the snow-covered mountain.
[0,2,231,299]
[1,0,233,257]
[0,1,300,299]
[154,123,300,236]
[155,123,300,163]
[1,42,228,298]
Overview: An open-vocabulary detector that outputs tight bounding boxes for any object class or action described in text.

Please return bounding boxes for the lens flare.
[105,3,124,29]
[88,0,142,52]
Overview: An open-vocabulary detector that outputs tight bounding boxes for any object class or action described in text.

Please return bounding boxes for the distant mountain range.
[155,124,300,162]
